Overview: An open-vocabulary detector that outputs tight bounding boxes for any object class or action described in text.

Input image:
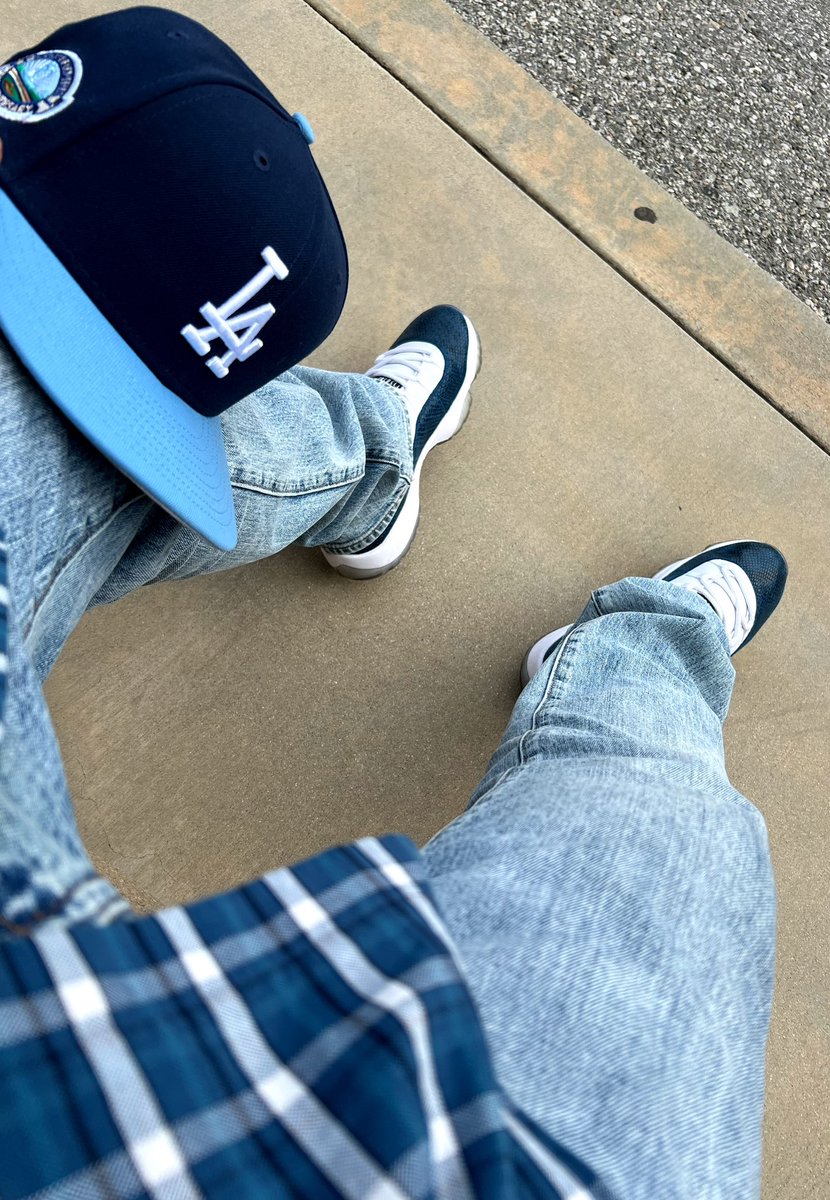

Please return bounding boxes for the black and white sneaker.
[520,540,788,687]
[322,306,481,579]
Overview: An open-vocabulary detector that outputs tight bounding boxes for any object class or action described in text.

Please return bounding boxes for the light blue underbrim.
[0,191,237,551]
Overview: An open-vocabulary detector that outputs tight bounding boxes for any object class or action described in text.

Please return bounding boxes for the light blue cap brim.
[0,191,238,551]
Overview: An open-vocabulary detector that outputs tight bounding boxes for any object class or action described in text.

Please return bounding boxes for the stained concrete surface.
[448,0,830,322]
[2,0,827,1194]
[305,0,830,459]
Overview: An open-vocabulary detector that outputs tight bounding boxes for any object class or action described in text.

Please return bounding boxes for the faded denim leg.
[423,579,776,1200]
[0,335,411,935]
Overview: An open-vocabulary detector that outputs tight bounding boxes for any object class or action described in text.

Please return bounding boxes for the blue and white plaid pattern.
[0,549,613,1200]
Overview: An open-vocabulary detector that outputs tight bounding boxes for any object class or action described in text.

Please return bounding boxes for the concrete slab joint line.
[303,0,830,454]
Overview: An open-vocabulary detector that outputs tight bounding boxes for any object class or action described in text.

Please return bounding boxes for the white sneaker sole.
[323,313,481,580]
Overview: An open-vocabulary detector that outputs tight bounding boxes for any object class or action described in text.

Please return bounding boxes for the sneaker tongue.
[372,376,404,390]
[677,562,756,653]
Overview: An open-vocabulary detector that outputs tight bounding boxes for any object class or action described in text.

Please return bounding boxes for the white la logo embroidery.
[181,246,289,378]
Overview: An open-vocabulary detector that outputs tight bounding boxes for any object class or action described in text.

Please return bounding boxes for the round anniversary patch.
[0,50,83,123]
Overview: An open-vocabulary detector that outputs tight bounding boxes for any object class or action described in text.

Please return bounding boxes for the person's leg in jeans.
[0,334,411,935]
[423,565,783,1200]
[0,304,477,936]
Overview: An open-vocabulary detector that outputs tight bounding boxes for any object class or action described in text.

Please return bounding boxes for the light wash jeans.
[0,333,775,1200]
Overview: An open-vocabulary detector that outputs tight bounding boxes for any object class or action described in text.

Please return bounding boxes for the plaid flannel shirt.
[0,541,614,1200]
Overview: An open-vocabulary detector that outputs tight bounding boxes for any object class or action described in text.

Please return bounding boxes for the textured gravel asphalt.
[446,0,829,321]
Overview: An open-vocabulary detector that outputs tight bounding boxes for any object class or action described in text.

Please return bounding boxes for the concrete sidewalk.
[6,0,827,1194]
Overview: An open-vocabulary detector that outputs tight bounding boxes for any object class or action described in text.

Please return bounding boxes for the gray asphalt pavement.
[447,0,829,321]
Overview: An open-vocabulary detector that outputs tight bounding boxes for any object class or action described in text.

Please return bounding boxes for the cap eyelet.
[254,150,271,172]
[167,29,189,40]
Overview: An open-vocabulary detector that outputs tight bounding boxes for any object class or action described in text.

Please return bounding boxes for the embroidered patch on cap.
[0,50,83,124]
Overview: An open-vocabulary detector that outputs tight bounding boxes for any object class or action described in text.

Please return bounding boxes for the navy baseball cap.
[0,7,348,550]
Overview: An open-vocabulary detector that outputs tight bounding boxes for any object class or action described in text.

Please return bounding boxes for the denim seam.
[320,470,414,555]
[516,626,584,768]
[471,624,587,807]
[400,395,415,449]
[231,474,363,500]
[229,451,407,501]
[587,589,606,619]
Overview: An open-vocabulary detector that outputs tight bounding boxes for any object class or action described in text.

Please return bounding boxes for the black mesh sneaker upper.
[390,306,472,463]
[358,306,474,553]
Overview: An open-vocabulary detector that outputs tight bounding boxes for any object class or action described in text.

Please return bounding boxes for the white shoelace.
[367,346,432,389]
[673,561,756,653]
